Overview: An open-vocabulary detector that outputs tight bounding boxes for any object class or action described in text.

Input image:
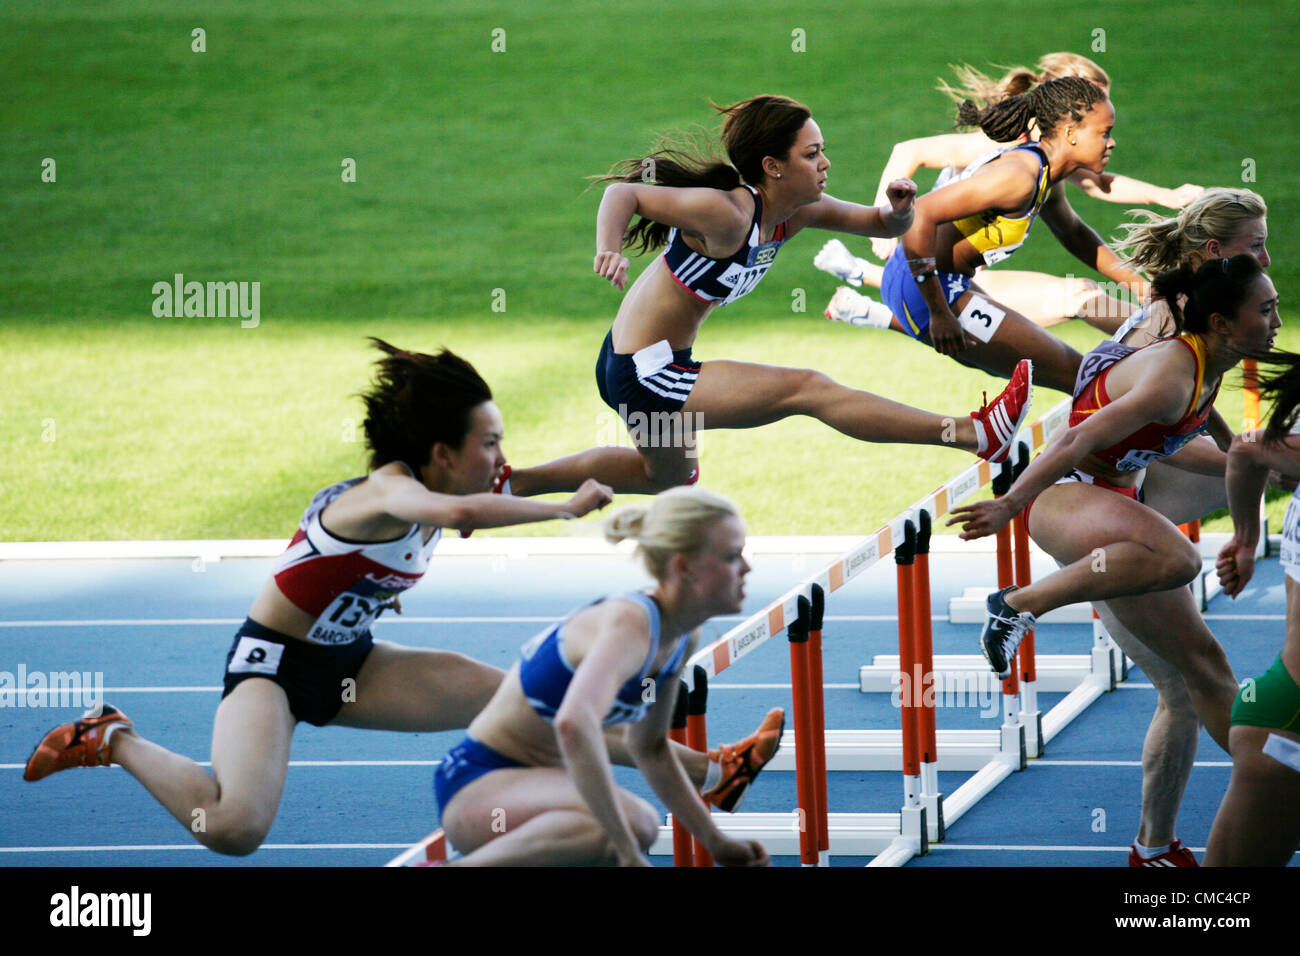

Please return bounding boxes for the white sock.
[972,415,989,456]
[1134,840,1171,859]
[849,297,894,329]
[701,756,722,792]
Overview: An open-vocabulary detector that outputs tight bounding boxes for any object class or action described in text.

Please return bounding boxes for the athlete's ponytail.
[596,95,811,255]
[937,53,1109,107]
[605,486,741,580]
[1116,188,1267,275]
[1258,353,1300,441]
[956,76,1105,143]
[1150,254,1265,338]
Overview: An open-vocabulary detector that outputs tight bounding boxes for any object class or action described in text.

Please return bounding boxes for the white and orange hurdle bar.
[654,397,1105,864]
[386,828,447,867]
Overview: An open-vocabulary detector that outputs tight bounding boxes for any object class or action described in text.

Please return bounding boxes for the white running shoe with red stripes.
[971,359,1033,463]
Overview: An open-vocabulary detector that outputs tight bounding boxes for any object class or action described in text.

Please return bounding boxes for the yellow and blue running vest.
[947,142,1053,266]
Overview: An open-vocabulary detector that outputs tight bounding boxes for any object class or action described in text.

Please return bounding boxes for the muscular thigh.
[332,641,505,732]
[1027,482,1189,565]
[1139,457,1227,525]
[442,766,655,853]
[682,359,816,428]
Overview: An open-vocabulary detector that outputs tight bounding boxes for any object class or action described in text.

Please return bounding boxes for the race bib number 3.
[956,295,1007,343]
[228,637,285,676]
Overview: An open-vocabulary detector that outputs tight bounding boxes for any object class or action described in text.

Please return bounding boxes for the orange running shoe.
[24,704,132,782]
[703,707,784,812]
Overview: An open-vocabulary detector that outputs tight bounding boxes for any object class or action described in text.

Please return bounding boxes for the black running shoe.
[980,586,1035,678]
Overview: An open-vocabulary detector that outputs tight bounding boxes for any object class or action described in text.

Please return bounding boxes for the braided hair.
[956,76,1106,143]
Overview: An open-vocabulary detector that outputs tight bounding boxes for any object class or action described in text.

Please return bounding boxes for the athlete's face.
[1211,217,1271,270]
[1226,273,1281,353]
[1066,99,1115,173]
[778,118,829,201]
[681,515,750,615]
[443,401,507,494]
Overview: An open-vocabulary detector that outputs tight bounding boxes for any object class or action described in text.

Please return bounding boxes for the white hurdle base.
[652,812,903,858]
[766,728,1003,772]
[860,654,1101,693]
[950,552,1230,621]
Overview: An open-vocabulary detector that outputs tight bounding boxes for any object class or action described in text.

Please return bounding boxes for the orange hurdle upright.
[669,679,694,867]
[911,511,943,841]
[788,595,822,866]
[686,666,713,867]
[807,584,830,865]
[894,519,928,852]
[991,456,1027,770]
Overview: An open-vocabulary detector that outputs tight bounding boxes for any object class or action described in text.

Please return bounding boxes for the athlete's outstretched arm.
[1219,431,1300,596]
[369,472,612,534]
[790,179,916,239]
[867,133,994,259]
[1039,187,1149,298]
[1067,169,1203,209]
[949,347,1199,538]
[872,133,995,203]
[593,182,751,290]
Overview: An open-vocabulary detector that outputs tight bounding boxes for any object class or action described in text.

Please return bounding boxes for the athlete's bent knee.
[202,818,271,857]
[629,798,660,853]
[1157,541,1203,590]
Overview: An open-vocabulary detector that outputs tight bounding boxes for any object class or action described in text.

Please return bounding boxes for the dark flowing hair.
[1149,254,1267,339]
[596,95,812,254]
[360,338,493,471]
[1260,354,1300,441]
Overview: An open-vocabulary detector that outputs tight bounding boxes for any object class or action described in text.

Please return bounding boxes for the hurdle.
[653,397,1119,863]
[386,828,447,866]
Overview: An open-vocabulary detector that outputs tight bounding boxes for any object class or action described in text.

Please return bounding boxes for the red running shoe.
[1128,839,1199,867]
[24,704,132,782]
[703,708,784,812]
[971,359,1033,464]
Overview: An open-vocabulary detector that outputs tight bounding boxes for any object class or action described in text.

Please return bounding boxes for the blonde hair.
[1115,188,1268,274]
[938,52,1110,107]
[604,486,740,580]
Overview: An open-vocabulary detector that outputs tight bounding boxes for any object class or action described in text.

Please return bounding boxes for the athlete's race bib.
[632,340,674,381]
[305,590,388,645]
[227,637,285,675]
[956,294,1007,343]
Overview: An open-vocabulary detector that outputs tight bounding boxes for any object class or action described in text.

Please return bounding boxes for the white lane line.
[2,760,441,770]
[0,843,414,853]
[0,614,954,628]
[927,844,1202,853]
[5,612,1280,628]
[1031,760,1231,768]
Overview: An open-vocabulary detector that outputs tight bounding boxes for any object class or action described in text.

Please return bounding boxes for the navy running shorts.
[596,329,703,417]
[221,617,375,727]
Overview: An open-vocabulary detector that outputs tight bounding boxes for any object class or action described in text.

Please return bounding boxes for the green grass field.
[3,0,1298,540]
